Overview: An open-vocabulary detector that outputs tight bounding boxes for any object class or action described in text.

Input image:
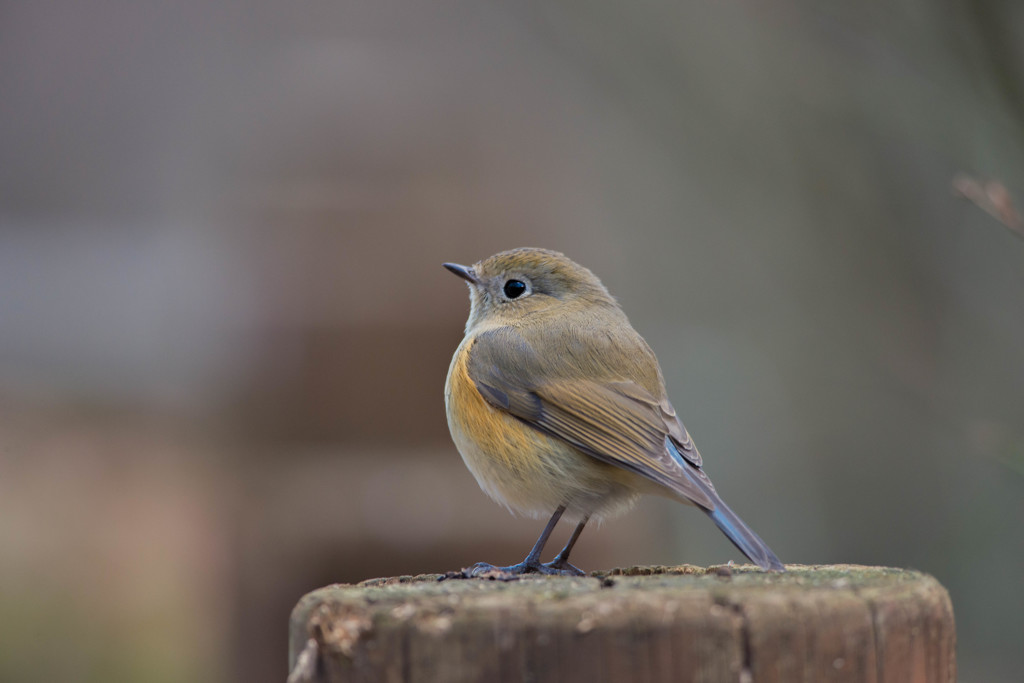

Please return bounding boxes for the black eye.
[503,279,527,299]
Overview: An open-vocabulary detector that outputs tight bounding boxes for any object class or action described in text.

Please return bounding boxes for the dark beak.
[443,262,479,284]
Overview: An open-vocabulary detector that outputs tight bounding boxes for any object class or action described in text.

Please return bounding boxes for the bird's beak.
[443,262,480,284]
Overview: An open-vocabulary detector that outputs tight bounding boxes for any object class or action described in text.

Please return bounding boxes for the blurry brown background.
[2,2,1023,681]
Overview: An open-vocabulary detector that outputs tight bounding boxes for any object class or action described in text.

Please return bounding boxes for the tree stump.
[287,564,955,683]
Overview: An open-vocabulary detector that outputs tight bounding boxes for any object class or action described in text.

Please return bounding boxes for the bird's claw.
[461,559,585,579]
[542,559,585,576]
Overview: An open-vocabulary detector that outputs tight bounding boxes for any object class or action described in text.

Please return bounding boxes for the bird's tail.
[670,444,785,571]
[702,489,785,571]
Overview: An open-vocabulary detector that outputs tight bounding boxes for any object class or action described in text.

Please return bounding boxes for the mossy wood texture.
[288,565,955,683]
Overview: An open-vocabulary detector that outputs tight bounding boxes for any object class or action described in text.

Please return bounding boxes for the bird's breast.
[445,335,548,499]
[444,334,641,521]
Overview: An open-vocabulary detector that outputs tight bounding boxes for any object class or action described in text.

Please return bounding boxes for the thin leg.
[543,515,588,575]
[465,506,577,578]
[522,505,565,564]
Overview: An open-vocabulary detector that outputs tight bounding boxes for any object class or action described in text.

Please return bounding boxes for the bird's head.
[444,248,619,333]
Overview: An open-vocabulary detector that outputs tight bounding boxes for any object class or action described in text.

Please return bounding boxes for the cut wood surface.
[288,564,955,683]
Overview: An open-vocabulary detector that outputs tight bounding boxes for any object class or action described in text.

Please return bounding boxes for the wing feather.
[467,327,714,509]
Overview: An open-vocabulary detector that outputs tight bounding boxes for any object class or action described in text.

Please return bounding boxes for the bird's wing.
[467,327,715,508]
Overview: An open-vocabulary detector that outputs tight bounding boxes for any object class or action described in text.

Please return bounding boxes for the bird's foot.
[461,559,584,580]
[541,558,585,576]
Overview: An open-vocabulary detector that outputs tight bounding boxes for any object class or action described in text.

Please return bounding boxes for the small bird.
[443,248,784,575]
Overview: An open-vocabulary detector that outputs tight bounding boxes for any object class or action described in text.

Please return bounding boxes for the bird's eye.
[503,279,527,299]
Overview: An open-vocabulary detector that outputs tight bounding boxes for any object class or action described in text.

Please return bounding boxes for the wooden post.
[288,565,955,683]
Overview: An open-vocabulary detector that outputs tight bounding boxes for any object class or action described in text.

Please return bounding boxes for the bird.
[443,247,784,576]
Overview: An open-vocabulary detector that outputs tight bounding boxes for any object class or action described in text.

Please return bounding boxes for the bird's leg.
[542,515,588,576]
[465,506,569,577]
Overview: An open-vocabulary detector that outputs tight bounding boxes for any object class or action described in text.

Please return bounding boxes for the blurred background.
[1,1,1023,681]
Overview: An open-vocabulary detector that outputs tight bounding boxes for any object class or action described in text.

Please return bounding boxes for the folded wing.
[468,327,714,509]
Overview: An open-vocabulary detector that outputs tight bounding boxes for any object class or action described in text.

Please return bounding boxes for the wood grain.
[288,565,955,683]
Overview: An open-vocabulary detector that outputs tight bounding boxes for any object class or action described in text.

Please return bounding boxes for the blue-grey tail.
[668,441,785,571]
[703,491,785,571]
